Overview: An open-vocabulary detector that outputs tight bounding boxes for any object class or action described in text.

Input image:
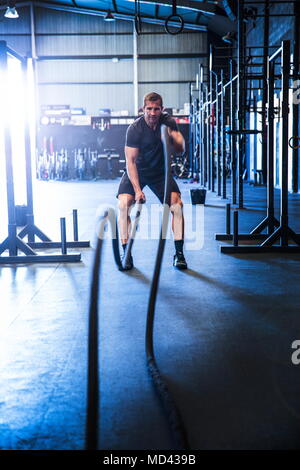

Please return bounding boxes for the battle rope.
[85,125,189,450]
[145,125,189,450]
[85,202,144,449]
[85,214,106,450]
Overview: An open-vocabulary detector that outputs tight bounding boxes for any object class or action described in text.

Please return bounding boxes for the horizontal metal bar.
[244,0,297,3]
[140,53,208,59]
[223,74,238,88]
[38,114,189,119]
[27,241,90,249]
[245,74,282,79]
[37,54,132,61]
[39,81,133,85]
[220,246,300,254]
[213,46,236,50]
[38,80,196,86]
[269,47,283,63]
[139,80,195,84]
[0,32,132,37]
[214,45,281,50]
[214,56,236,59]
[215,234,268,241]
[256,13,295,17]
[37,53,208,61]
[6,45,26,63]
[244,45,282,49]
[226,130,261,135]
[0,30,205,37]
[0,254,81,264]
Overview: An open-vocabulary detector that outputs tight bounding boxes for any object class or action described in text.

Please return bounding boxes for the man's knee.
[170,193,183,214]
[118,194,134,213]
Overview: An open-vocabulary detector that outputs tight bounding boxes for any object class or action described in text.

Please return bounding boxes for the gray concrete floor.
[0,178,300,450]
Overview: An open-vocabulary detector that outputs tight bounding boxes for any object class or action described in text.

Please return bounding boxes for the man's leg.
[118,193,135,245]
[170,192,187,270]
[170,192,184,240]
[147,177,187,269]
[118,193,135,270]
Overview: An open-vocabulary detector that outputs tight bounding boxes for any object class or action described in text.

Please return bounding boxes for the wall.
[0,5,208,115]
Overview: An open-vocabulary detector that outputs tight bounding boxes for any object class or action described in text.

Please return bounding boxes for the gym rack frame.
[219,41,300,254]
[0,41,87,264]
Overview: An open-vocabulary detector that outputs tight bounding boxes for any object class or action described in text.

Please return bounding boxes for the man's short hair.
[143,92,163,108]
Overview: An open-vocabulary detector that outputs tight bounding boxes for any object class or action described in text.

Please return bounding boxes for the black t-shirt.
[125,112,178,178]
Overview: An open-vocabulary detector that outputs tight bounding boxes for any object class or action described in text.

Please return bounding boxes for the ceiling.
[24,0,236,36]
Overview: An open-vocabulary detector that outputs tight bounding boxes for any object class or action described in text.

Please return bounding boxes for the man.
[117,92,187,270]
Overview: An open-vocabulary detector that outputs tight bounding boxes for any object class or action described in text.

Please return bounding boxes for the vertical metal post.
[267,59,275,235]
[209,45,215,192]
[215,73,221,196]
[206,85,211,190]
[73,209,79,241]
[60,218,67,254]
[292,1,299,193]
[1,42,17,256]
[195,98,200,182]
[30,3,39,121]
[220,70,226,199]
[133,23,138,116]
[200,64,206,187]
[253,95,257,179]
[237,0,245,208]
[30,3,37,60]
[280,41,290,245]
[203,92,207,188]
[198,65,203,186]
[230,60,237,205]
[226,203,231,235]
[199,103,202,187]
[261,0,270,184]
[22,59,35,242]
[233,210,239,246]
[191,98,196,179]
[189,82,194,177]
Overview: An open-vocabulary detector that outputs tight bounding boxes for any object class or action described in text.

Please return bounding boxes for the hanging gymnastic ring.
[164,14,184,35]
[288,136,300,149]
[134,14,142,35]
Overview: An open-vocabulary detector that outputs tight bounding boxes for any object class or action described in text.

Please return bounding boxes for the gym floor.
[0,178,300,450]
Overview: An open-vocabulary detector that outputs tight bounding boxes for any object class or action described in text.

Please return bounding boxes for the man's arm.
[167,128,185,154]
[125,146,146,202]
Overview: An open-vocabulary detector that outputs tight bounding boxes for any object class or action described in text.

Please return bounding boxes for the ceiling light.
[104,10,115,22]
[4,1,19,19]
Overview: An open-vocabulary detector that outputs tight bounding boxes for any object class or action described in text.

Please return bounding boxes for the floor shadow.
[126,267,151,284]
[204,204,227,209]
[183,268,206,280]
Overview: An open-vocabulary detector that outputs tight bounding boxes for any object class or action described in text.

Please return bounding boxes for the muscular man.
[117,92,187,270]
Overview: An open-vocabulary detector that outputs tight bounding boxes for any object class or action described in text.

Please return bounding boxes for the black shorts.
[116,172,181,203]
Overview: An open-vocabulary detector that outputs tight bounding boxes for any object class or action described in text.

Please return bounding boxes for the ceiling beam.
[32,1,207,31]
[195,12,202,23]
[112,0,118,13]
[126,0,216,15]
